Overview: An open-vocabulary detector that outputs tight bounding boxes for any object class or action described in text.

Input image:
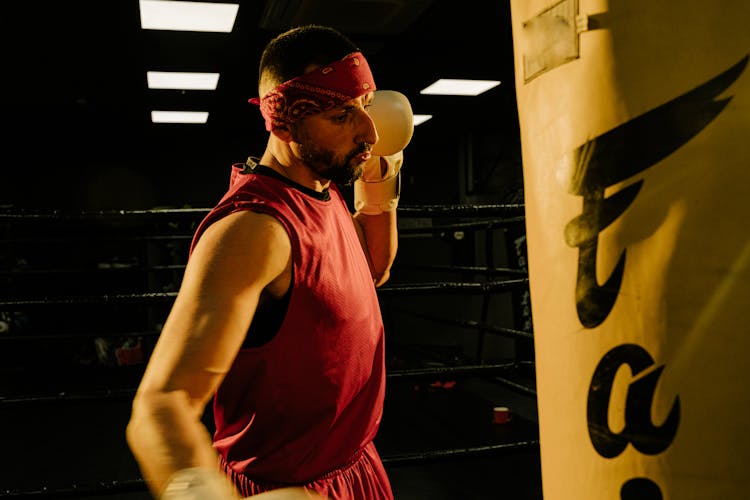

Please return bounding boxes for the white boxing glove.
[369,90,414,157]
[355,90,413,215]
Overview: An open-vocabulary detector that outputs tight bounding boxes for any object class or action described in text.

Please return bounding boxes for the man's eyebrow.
[333,104,356,113]
[328,97,369,115]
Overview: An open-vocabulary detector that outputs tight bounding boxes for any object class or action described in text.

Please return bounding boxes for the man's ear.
[271,125,294,144]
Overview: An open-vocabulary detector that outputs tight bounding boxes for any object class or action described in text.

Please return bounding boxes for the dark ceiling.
[6,0,520,210]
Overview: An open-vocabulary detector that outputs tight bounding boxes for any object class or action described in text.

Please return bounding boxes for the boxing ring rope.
[398,218,526,235]
[0,479,148,499]
[0,277,528,308]
[396,204,524,217]
[380,279,528,295]
[398,264,528,277]
[1,263,524,280]
[0,208,210,221]
[379,440,540,466]
[0,264,186,277]
[0,205,536,497]
[0,329,161,342]
[391,307,534,341]
[0,388,138,406]
[0,204,522,220]
[0,363,531,406]
[0,439,544,498]
[0,234,194,245]
[0,294,178,308]
[390,307,537,397]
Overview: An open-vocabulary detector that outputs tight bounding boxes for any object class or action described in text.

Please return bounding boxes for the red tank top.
[189,165,386,484]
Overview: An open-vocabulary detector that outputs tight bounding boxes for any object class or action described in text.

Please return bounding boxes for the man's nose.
[357,108,379,147]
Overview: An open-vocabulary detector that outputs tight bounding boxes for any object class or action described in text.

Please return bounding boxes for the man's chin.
[330,164,365,186]
[351,163,366,181]
[325,171,355,186]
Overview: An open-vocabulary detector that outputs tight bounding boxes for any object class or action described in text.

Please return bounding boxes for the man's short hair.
[258,24,360,95]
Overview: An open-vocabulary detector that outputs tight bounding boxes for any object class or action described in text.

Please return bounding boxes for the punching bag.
[508,0,749,498]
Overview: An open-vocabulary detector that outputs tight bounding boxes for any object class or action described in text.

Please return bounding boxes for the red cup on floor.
[493,406,512,424]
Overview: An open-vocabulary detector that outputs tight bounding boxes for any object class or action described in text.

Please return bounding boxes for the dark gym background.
[2,1,541,498]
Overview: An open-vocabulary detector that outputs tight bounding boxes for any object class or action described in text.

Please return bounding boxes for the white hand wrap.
[161,467,238,500]
[354,151,403,215]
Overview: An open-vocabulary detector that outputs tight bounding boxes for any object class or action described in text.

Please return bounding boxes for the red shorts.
[220,441,394,500]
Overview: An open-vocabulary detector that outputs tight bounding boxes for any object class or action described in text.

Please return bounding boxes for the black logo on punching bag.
[566,53,749,499]
[564,54,749,328]
[621,478,664,500]
[587,344,680,458]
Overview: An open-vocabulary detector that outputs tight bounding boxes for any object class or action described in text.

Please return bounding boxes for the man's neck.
[259,147,331,193]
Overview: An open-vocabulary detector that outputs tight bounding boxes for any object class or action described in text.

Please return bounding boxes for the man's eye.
[333,113,348,123]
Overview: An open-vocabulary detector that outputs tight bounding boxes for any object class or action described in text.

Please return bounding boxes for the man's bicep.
[138,211,292,407]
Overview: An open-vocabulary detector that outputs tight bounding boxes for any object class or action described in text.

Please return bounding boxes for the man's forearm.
[127,390,228,498]
[353,210,398,287]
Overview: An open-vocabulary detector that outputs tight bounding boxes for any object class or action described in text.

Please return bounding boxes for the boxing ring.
[0,203,541,498]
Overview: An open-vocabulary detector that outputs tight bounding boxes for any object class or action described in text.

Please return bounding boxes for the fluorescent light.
[420,79,501,96]
[139,0,239,32]
[413,114,432,126]
[147,71,220,90]
[151,111,209,123]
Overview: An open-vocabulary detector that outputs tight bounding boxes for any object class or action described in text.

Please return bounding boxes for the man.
[126,24,410,499]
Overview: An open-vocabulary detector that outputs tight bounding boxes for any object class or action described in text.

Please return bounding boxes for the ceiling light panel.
[151,111,209,124]
[147,71,220,90]
[420,79,501,96]
[413,114,433,126]
[139,0,239,32]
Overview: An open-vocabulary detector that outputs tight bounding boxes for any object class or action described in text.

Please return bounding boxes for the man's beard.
[293,130,369,186]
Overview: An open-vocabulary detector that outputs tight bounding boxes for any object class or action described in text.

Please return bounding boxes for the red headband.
[249,51,376,131]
